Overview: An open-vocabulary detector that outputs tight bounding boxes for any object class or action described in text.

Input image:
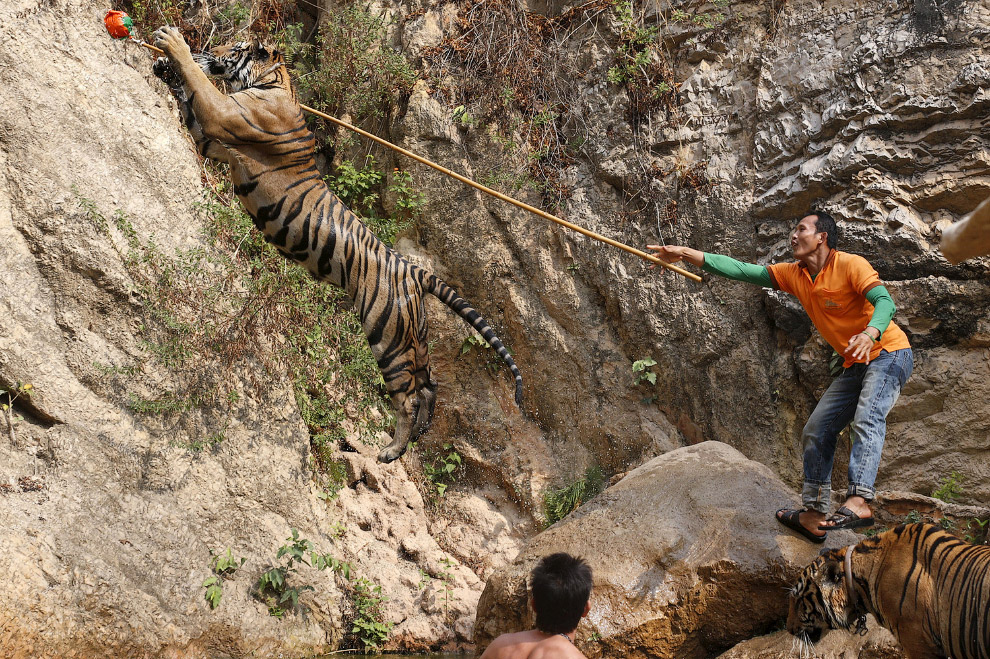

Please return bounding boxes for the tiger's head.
[194,40,286,91]
[787,548,858,646]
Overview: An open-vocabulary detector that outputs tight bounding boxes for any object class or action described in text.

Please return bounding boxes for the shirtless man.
[480,553,592,659]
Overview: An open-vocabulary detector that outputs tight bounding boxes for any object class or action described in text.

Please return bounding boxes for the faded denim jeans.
[801,348,914,513]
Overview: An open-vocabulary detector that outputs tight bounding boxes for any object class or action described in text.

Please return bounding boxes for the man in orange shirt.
[480,553,592,659]
[647,211,913,543]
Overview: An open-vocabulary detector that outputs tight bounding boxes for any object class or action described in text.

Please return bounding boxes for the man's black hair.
[809,209,839,249]
[531,553,592,634]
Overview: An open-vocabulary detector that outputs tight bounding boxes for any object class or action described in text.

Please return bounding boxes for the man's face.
[790,215,825,259]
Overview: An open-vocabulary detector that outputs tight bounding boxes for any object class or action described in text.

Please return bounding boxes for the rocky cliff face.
[1,0,988,655]
[0,0,528,655]
[391,0,990,503]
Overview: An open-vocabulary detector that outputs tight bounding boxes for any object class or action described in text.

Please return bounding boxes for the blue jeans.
[801,348,913,513]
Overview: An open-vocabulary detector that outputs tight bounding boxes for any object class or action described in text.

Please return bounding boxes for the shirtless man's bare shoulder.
[480,630,587,659]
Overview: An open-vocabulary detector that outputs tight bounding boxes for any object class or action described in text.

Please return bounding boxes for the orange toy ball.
[104,10,134,40]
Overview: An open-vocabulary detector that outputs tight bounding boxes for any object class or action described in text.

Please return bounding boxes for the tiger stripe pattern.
[151,27,523,463]
[788,523,990,659]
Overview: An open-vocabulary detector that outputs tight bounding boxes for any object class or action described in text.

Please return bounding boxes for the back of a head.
[531,553,592,634]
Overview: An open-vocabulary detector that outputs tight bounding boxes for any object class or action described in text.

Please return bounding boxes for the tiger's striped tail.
[419,270,523,405]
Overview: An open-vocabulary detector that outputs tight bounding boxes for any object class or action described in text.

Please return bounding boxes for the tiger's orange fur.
[151,27,522,463]
[788,523,990,659]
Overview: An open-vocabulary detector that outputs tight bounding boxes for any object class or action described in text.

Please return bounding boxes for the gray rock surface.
[2,0,989,654]
[392,0,990,509]
[0,0,530,655]
[474,442,862,658]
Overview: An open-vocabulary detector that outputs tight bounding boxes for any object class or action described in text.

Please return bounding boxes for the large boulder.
[474,441,859,658]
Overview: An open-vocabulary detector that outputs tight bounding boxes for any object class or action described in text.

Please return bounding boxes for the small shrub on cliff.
[350,576,393,651]
[325,157,423,247]
[255,528,351,617]
[422,442,463,499]
[203,547,246,609]
[965,518,989,545]
[543,465,605,527]
[276,7,415,149]
[932,471,964,503]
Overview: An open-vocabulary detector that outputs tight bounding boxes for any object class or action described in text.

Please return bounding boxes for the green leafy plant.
[460,334,510,374]
[965,518,989,545]
[905,509,923,524]
[932,471,964,503]
[255,529,351,617]
[323,157,421,247]
[423,443,462,498]
[437,557,457,620]
[351,576,393,651]
[605,0,678,119]
[279,6,415,136]
[203,548,246,610]
[543,465,606,527]
[632,357,658,386]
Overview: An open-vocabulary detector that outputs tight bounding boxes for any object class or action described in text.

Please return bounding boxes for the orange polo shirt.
[767,250,910,367]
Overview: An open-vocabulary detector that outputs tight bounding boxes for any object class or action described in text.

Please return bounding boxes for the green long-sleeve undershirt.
[701,252,896,337]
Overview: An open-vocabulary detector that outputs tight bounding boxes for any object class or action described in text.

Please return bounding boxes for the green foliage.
[327,156,384,216]
[324,156,423,247]
[965,518,989,545]
[905,509,923,524]
[543,465,606,527]
[204,547,246,610]
[932,471,964,503]
[460,334,509,374]
[278,6,415,135]
[387,169,425,222]
[607,0,673,117]
[351,576,393,652]
[632,357,658,386]
[255,528,352,618]
[422,443,462,499]
[436,557,457,620]
[79,181,393,486]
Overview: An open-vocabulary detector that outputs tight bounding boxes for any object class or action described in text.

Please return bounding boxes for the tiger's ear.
[824,559,843,584]
[250,40,269,59]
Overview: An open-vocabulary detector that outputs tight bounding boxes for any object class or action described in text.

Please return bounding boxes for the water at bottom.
[316,654,466,659]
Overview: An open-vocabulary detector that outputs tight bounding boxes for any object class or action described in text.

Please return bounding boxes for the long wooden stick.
[136,40,702,282]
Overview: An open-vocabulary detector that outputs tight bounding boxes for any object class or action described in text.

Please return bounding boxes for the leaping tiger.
[150,26,523,463]
[788,523,990,659]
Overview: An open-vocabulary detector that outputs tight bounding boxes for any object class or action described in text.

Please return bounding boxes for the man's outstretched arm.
[646,246,771,287]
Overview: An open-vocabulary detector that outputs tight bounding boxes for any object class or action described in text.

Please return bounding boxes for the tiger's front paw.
[152,26,192,62]
[152,57,180,87]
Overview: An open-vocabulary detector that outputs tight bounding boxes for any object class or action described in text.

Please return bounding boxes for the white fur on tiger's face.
[193,41,284,91]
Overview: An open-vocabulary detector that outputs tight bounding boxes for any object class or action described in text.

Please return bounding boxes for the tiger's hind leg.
[378,386,418,464]
[377,345,421,463]
[377,303,434,464]
[411,313,437,437]
[413,375,438,437]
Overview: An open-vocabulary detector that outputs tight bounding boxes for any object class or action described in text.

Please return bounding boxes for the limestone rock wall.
[388,0,990,503]
[0,0,531,655]
[2,0,989,654]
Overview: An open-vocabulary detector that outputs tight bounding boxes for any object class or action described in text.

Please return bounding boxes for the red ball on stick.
[104,10,134,39]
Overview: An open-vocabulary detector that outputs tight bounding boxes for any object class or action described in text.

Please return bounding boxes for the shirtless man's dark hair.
[531,553,593,634]
[480,552,593,659]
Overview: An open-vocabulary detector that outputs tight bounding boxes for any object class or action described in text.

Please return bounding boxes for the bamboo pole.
[136,40,702,282]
